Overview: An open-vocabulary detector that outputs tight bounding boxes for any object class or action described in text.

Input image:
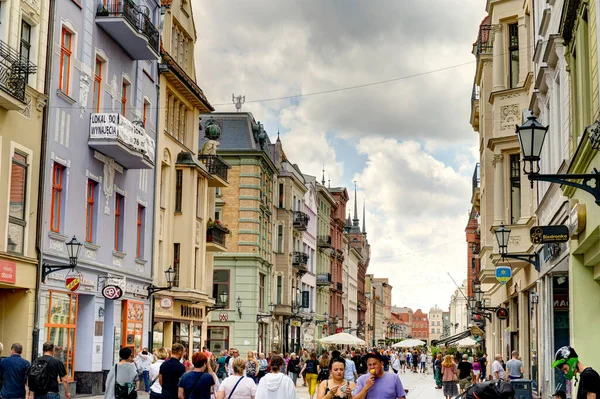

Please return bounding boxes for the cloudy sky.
[192,1,487,313]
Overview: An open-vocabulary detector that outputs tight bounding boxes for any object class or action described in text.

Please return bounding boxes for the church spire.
[352,181,359,228]
[321,165,325,186]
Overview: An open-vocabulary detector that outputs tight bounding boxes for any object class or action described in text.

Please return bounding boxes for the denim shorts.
[34,394,60,399]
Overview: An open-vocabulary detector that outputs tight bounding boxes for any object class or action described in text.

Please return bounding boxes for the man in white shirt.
[345,354,358,382]
[228,348,240,376]
[420,352,427,373]
[492,354,506,380]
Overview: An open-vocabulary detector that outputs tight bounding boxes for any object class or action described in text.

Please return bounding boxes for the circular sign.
[496,308,509,320]
[159,297,173,309]
[65,273,82,292]
[102,285,123,300]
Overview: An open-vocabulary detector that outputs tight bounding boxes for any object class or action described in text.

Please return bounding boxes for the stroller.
[455,379,516,399]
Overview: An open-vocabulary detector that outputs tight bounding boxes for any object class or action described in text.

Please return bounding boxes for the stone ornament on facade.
[19,95,32,119]
[500,104,521,130]
[79,73,90,118]
[110,75,119,112]
[85,247,97,260]
[196,220,201,245]
[491,153,504,166]
[112,255,123,267]
[49,238,65,252]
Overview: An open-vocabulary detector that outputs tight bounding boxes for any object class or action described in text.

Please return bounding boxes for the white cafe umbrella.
[392,339,427,348]
[453,337,478,348]
[318,332,366,346]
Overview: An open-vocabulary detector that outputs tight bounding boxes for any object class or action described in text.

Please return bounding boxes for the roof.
[199,113,274,156]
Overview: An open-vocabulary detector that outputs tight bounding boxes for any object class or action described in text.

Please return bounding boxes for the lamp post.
[236,296,243,319]
[516,112,600,204]
[147,267,176,351]
[494,224,539,271]
[206,290,229,315]
[41,236,83,280]
[257,302,275,322]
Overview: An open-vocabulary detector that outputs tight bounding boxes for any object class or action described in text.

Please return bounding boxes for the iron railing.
[293,211,310,230]
[0,39,36,102]
[96,1,160,53]
[206,225,227,247]
[473,163,481,192]
[476,24,493,55]
[292,251,309,266]
[317,235,332,248]
[198,155,229,182]
[316,273,332,286]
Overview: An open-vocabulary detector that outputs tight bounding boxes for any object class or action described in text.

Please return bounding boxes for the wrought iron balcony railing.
[476,24,493,55]
[0,39,36,102]
[293,211,310,230]
[316,273,332,286]
[198,155,229,182]
[317,235,332,248]
[292,251,309,266]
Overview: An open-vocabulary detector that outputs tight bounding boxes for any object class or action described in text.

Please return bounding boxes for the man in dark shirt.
[479,354,488,381]
[29,342,70,399]
[0,343,30,399]
[553,346,600,399]
[457,354,474,393]
[159,343,186,399]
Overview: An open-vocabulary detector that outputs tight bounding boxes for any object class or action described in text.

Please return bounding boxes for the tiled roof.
[161,0,173,6]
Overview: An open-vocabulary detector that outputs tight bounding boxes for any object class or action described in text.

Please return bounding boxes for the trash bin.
[510,379,533,399]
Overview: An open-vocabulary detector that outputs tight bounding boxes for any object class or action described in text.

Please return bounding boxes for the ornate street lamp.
[236,296,243,319]
[42,236,83,280]
[494,224,539,270]
[207,289,229,314]
[516,112,549,175]
[147,267,176,296]
[257,302,275,322]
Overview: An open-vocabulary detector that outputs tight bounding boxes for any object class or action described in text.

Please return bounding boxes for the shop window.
[45,291,78,380]
[50,163,65,233]
[207,326,229,353]
[173,322,189,349]
[212,269,229,307]
[8,152,28,254]
[193,325,202,352]
[153,322,164,349]
[122,300,144,352]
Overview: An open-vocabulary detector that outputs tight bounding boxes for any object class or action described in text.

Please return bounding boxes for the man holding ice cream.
[353,353,407,399]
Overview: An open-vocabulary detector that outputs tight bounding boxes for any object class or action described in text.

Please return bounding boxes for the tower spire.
[321,165,325,186]
[352,181,359,227]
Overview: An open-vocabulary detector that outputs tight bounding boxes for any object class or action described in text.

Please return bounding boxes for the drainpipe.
[33,0,56,361]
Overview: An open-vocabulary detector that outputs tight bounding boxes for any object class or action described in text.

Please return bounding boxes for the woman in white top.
[217,357,256,399]
[149,347,168,399]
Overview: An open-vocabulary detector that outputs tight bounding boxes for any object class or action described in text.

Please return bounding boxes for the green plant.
[446,347,457,356]
[431,347,441,357]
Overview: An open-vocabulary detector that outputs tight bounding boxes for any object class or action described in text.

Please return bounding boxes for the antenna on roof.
[232,93,245,112]
[328,175,331,188]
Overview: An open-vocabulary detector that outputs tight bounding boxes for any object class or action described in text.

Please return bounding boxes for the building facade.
[448,282,468,336]
[315,181,335,341]
[0,0,50,362]
[38,0,160,393]
[327,188,348,332]
[428,306,444,343]
[301,176,318,350]
[411,309,429,343]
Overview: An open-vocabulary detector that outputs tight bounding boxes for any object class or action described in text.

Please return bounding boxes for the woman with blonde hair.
[149,347,168,399]
[246,351,261,384]
[217,357,256,399]
[441,355,458,399]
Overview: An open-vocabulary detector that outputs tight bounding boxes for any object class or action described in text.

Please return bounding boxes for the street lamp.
[42,236,83,280]
[206,289,229,314]
[147,267,176,296]
[516,112,600,203]
[494,224,539,270]
[236,296,242,319]
[257,302,275,322]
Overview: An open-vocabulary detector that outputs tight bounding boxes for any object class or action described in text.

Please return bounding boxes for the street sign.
[495,266,512,285]
[65,272,81,292]
[102,285,123,300]
[496,308,509,320]
[530,225,569,244]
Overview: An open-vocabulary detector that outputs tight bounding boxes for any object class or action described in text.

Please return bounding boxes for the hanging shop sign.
[530,225,569,244]
[102,285,123,300]
[569,202,586,238]
[0,260,16,284]
[495,266,512,284]
[496,308,509,320]
[65,272,82,292]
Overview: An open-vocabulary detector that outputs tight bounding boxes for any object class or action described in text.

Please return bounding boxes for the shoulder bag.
[114,364,137,399]
[228,376,244,399]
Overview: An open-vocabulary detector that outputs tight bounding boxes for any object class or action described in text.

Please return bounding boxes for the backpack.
[464,380,515,399]
[306,360,316,374]
[28,357,53,393]
[317,367,329,382]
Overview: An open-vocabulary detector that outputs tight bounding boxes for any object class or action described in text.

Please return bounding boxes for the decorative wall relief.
[49,238,65,252]
[112,255,123,267]
[196,220,201,245]
[103,157,116,215]
[85,247,97,260]
[80,73,90,119]
[500,104,520,130]
[19,95,32,119]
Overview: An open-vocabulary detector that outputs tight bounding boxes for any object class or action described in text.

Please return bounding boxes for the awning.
[431,330,472,347]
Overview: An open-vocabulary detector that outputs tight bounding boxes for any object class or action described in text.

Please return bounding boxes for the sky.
[192,1,487,313]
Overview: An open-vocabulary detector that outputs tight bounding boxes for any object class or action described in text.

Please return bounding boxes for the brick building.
[412,309,429,343]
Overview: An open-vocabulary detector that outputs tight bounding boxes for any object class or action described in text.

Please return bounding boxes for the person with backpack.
[298,353,319,399]
[105,347,139,399]
[28,342,70,399]
[177,352,215,399]
[217,351,229,383]
[0,343,30,399]
[316,355,330,384]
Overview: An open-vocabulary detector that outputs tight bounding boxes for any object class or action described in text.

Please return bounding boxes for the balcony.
[95,1,160,60]
[292,251,309,267]
[0,40,36,110]
[475,24,493,56]
[206,225,228,252]
[293,211,310,231]
[198,155,230,187]
[88,113,155,169]
[316,273,332,286]
[317,235,332,248]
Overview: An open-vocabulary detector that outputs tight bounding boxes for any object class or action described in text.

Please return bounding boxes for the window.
[122,300,144,353]
[175,169,183,212]
[279,183,284,208]
[92,58,102,112]
[173,243,181,287]
[136,205,145,259]
[50,163,65,233]
[143,100,149,127]
[20,20,31,64]
[121,81,129,117]
[8,152,28,254]
[173,322,189,349]
[277,276,282,304]
[259,273,265,311]
[153,322,164,349]
[44,291,78,380]
[85,180,97,243]
[510,154,521,224]
[114,194,124,251]
[207,326,229,352]
[508,23,519,88]
[59,29,72,94]
[277,224,283,253]
[212,270,230,307]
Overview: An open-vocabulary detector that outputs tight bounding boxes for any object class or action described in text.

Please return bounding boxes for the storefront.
[152,297,205,354]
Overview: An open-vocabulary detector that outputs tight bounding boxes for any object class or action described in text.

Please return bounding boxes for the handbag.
[228,376,244,399]
[114,364,137,399]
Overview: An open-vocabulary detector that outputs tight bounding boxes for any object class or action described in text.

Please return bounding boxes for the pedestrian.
[255,355,297,399]
[411,351,419,373]
[317,354,330,384]
[491,354,506,381]
[178,352,215,399]
[316,357,355,399]
[27,342,70,399]
[257,353,268,382]
[391,353,400,374]
[246,351,260,384]
[479,354,488,382]
[287,353,301,386]
[420,352,427,373]
[299,353,319,399]
[217,357,256,399]
[552,390,567,399]
[134,347,154,393]
[353,352,406,399]
[182,352,193,372]
[441,355,458,399]
[217,351,228,383]
[301,350,310,387]
[105,347,139,399]
[343,354,358,383]
[505,350,524,381]
[457,354,474,393]
[0,343,31,399]
[434,353,442,389]
[553,346,600,399]
[283,354,290,376]
[149,347,168,399]
[228,349,241,377]
[159,343,187,399]
[472,355,481,382]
